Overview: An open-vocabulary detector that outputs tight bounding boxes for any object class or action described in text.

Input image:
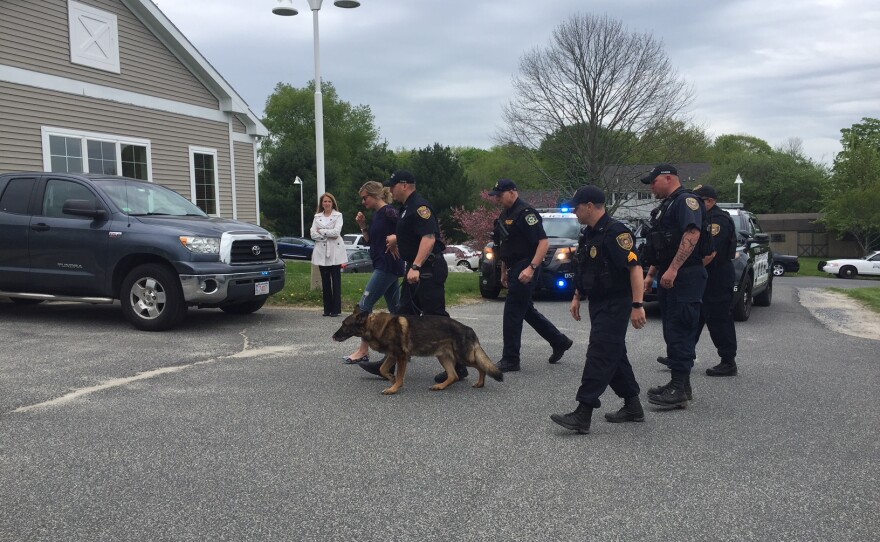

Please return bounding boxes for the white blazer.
[310,210,348,266]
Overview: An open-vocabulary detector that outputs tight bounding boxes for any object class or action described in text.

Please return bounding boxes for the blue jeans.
[358,268,401,314]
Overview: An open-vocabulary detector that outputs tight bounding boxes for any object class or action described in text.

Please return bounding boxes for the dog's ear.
[355,308,369,323]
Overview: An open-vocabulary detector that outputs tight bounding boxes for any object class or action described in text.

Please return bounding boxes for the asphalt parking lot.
[1,277,878,541]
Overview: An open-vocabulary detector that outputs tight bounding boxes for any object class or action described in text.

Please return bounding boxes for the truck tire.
[479,281,501,299]
[754,277,772,307]
[220,298,267,315]
[121,264,187,331]
[732,274,753,322]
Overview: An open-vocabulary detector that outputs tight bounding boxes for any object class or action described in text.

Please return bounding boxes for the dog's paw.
[472,382,485,388]
[381,387,400,395]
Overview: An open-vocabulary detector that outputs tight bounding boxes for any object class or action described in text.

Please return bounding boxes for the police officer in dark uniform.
[550,186,647,434]
[360,170,466,379]
[489,179,572,374]
[640,164,708,410]
[656,184,738,376]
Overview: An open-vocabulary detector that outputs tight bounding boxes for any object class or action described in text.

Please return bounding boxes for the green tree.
[456,144,538,190]
[823,118,880,253]
[402,144,476,243]
[259,81,381,235]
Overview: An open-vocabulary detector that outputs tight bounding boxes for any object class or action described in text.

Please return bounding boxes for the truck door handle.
[31,223,50,232]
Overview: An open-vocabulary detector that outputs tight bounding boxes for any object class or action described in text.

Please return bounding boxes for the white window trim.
[68,0,121,74]
[189,146,221,216]
[41,126,153,180]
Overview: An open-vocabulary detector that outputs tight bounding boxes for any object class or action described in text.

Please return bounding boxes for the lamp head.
[334,0,360,7]
[272,0,298,16]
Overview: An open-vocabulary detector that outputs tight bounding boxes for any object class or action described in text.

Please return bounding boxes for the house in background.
[0,0,268,223]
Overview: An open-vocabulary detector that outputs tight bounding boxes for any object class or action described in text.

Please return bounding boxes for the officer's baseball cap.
[488,178,517,196]
[640,163,678,184]
[383,169,415,187]
[693,184,718,200]
[565,185,606,208]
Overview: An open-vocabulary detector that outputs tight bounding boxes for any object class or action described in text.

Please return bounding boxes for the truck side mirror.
[62,199,107,220]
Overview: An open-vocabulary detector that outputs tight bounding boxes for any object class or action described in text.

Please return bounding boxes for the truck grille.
[231,240,277,264]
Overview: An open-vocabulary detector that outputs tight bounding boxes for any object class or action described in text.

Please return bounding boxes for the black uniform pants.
[697,262,737,361]
[657,265,707,374]
[575,295,640,407]
[318,264,342,315]
[501,260,567,362]
[398,256,449,317]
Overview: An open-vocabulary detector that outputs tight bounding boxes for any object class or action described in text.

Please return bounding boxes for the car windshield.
[542,217,582,239]
[95,179,208,217]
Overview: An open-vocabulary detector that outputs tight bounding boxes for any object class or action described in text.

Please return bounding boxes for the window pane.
[86,139,117,175]
[49,135,66,156]
[49,136,83,172]
[51,156,68,172]
[43,179,98,218]
[0,179,34,214]
[192,152,216,214]
[66,156,83,173]
[121,144,148,180]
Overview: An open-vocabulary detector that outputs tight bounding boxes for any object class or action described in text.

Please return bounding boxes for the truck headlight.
[554,247,574,261]
[180,236,220,254]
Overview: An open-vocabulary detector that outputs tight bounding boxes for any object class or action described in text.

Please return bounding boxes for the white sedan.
[820,251,880,278]
[443,244,481,270]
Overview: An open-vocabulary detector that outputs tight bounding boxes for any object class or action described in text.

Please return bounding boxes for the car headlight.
[554,247,574,261]
[825,262,839,267]
[180,236,220,254]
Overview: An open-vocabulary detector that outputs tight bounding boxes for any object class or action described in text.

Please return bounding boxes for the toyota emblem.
[251,245,261,256]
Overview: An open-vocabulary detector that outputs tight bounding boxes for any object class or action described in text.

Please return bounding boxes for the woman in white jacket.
[310,192,347,316]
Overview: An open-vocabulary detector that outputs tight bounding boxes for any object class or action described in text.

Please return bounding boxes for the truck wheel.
[732,275,753,322]
[754,277,772,307]
[121,264,187,331]
[839,266,857,279]
[220,298,267,315]
[479,280,501,299]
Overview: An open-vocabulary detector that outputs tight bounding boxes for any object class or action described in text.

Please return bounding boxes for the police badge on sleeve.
[616,233,634,251]
[686,197,699,210]
[417,206,431,219]
[525,213,538,226]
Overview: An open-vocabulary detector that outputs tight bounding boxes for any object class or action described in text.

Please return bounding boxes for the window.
[189,147,219,215]
[638,191,653,201]
[0,179,34,214]
[42,127,151,180]
[771,233,786,243]
[43,179,99,219]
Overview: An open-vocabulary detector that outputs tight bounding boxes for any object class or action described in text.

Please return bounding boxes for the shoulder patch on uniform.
[417,206,431,219]
[616,232,634,251]
[628,251,638,262]
[686,197,699,211]
[525,213,538,226]
[711,223,721,236]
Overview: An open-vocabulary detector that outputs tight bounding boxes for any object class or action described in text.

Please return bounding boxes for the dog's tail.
[471,342,503,382]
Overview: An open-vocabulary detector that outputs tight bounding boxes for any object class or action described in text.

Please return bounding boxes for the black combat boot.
[550,402,593,434]
[647,372,689,409]
[604,396,645,423]
[433,364,469,383]
[706,359,738,377]
[648,374,693,400]
[359,356,393,377]
[656,356,670,367]
[548,336,574,364]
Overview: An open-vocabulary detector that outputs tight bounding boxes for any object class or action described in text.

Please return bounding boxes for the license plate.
[255,281,269,295]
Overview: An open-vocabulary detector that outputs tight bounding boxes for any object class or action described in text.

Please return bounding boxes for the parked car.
[276,236,314,260]
[771,253,800,276]
[478,208,581,299]
[343,233,366,247]
[342,247,373,273]
[0,172,285,330]
[819,251,880,278]
[443,244,481,270]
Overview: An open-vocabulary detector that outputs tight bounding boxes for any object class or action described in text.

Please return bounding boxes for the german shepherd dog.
[331,307,503,395]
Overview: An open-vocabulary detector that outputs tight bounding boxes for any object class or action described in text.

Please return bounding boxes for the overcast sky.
[155,0,879,165]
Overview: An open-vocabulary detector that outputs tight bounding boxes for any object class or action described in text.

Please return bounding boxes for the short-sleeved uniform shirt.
[581,213,640,298]
[706,205,735,266]
[369,204,405,277]
[397,191,443,263]
[654,187,704,270]
[499,198,547,265]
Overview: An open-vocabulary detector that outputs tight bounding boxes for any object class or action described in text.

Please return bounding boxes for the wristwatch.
[410,263,421,271]
[529,263,539,270]
[631,302,644,309]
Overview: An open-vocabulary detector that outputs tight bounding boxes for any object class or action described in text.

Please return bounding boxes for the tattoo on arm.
[671,228,700,270]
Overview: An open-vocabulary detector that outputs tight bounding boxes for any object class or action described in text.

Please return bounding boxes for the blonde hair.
[316,192,340,213]
[359,181,392,204]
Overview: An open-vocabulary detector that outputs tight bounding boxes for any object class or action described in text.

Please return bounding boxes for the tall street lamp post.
[735,173,743,204]
[293,176,304,237]
[272,0,360,203]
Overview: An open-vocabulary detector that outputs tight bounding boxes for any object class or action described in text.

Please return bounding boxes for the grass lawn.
[267,261,483,312]
[829,287,880,313]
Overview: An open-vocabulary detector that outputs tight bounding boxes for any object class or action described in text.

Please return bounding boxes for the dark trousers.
[658,265,707,374]
[697,262,737,361]
[318,264,342,315]
[575,295,640,408]
[398,256,448,317]
[501,260,567,362]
